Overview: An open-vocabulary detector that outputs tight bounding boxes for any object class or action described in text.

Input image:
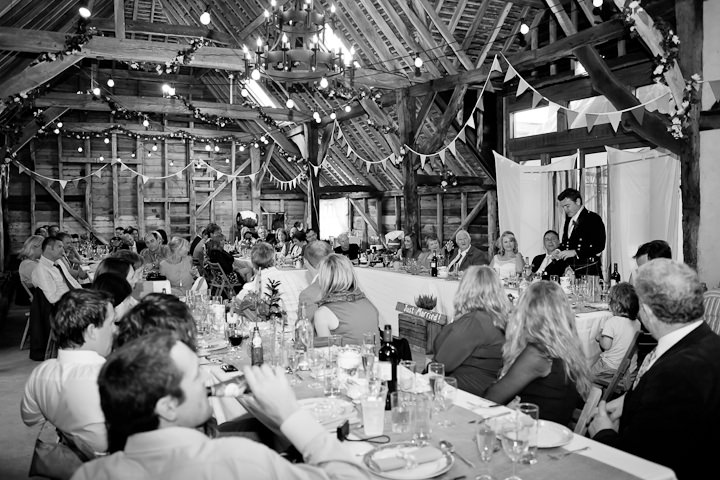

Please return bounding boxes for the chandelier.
[243,0,355,88]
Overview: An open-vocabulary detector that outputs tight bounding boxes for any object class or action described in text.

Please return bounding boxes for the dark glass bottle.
[610,263,621,287]
[430,251,438,277]
[206,376,249,397]
[378,325,398,410]
[250,326,264,366]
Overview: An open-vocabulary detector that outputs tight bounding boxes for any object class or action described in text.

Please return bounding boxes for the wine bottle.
[250,326,264,366]
[206,376,249,397]
[430,251,438,277]
[523,256,532,279]
[378,325,398,410]
[294,302,313,352]
[610,263,621,287]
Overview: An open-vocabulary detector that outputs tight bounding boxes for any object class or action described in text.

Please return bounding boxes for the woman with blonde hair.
[432,266,509,396]
[274,228,291,256]
[485,281,591,426]
[18,234,44,289]
[490,230,525,279]
[159,237,195,296]
[314,254,379,345]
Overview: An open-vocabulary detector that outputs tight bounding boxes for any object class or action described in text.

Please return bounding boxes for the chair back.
[29,288,53,361]
[573,385,602,436]
[599,329,641,402]
[205,262,241,300]
[703,289,720,335]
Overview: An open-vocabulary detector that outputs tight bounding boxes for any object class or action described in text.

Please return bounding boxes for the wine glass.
[475,419,497,480]
[499,415,531,480]
[434,376,457,428]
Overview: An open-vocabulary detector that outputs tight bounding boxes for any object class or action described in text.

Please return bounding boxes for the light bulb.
[344,105,352,112]
[200,11,211,25]
[254,143,259,148]
[169,160,174,166]
[131,153,136,158]
[225,158,230,163]
[214,145,220,152]
[414,56,423,68]
[593,0,603,6]
[319,77,329,89]
[256,37,263,48]
[168,87,176,96]
[104,137,110,144]
[107,78,115,87]
[205,144,212,151]
[241,88,249,97]
[260,135,266,142]
[57,121,63,128]
[315,117,321,123]
[330,112,337,120]
[78,146,83,152]
[263,9,270,19]
[251,69,261,81]
[79,7,91,18]
[147,152,152,157]
[92,87,101,96]
[312,112,320,120]
[142,119,149,127]
[152,143,158,151]
[54,128,60,134]
[162,83,170,93]
[239,145,245,152]
[99,155,104,161]
[520,23,529,35]
[286,98,295,109]
[331,3,336,13]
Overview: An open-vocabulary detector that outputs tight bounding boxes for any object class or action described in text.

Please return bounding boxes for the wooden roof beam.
[89,18,234,44]
[414,0,475,70]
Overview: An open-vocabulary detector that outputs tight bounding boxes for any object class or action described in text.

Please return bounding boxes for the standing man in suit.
[531,230,568,278]
[444,229,488,272]
[553,188,605,276]
[589,259,720,480]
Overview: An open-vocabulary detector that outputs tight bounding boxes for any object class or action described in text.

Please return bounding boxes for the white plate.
[534,420,573,448]
[298,397,357,429]
[364,442,453,480]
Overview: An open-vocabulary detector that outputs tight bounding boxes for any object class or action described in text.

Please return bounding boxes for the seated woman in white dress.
[490,231,525,279]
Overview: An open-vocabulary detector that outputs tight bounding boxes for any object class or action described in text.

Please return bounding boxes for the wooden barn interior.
[0,0,718,283]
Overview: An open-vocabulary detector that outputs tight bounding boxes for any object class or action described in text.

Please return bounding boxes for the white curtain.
[319,198,348,239]
[494,151,577,259]
[606,147,682,281]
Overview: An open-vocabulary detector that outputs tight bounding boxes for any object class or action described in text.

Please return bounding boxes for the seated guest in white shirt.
[18,234,44,290]
[298,240,333,323]
[444,229,489,272]
[21,289,116,458]
[57,232,90,283]
[31,236,82,305]
[531,230,568,278]
[72,332,368,480]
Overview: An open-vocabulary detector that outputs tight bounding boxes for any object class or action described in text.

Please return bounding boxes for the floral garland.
[440,169,458,191]
[367,118,399,135]
[128,38,210,75]
[650,19,680,84]
[30,21,98,66]
[668,75,701,139]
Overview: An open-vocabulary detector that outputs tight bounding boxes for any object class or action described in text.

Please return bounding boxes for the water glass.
[390,391,413,433]
[434,377,457,428]
[411,393,433,445]
[306,349,325,390]
[499,413,531,480]
[398,360,417,392]
[362,331,377,355]
[517,403,539,465]
[427,362,445,410]
[475,419,497,480]
[328,334,343,361]
[323,360,341,397]
[361,384,388,437]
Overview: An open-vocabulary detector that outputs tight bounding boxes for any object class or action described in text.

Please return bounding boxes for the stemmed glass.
[499,415,531,480]
[434,376,457,428]
[475,419,497,480]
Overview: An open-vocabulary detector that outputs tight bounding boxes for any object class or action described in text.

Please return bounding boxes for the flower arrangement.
[234,278,287,325]
[440,169,458,192]
[415,294,437,310]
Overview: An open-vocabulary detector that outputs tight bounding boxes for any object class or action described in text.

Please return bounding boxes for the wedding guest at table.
[299,240,333,322]
[444,229,488,272]
[156,228,169,245]
[590,260,720,480]
[314,254,379,345]
[397,233,420,263]
[126,227,146,253]
[189,226,204,256]
[591,282,641,387]
[95,257,141,290]
[628,239,673,284]
[21,289,115,458]
[257,225,275,245]
[48,225,60,237]
[490,231,525,279]
[34,226,49,238]
[205,238,246,289]
[113,293,197,352]
[485,280,591,426]
[140,231,170,271]
[32,236,82,305]
[72,332,368,480]
[109,236,126,254]
[18,234,44,289]
[334,232,360,261]
[531,230,568,278]
[160,237,196,297]
[418,234,443,269]
[554,188,605,276]
[288,231,307,263]
[114,227,125,238]
[192,223,223,270]
[306,228,318,243]
[57,232,89,283]
[274,228,291,256]
[92,272,138,320]
[433,266,509,396]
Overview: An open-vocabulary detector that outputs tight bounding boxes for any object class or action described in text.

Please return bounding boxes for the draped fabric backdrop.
[494,151,577,260]
[319,198,349,239]
[606,147,682,281]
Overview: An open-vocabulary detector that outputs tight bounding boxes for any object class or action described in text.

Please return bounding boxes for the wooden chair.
[205,262,243,300]
[572,385,602,436]
[596,329,641,402]
[20,283,33,350]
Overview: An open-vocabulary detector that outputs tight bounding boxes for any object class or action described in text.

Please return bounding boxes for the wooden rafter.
[475,2,513,68]
[414,0,475,70]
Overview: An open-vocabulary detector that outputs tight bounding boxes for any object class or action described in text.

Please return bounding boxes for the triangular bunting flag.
[645,98,658,113]
[532,91,543,108]
[448,141,457,158]
[710,80,720,103]
[458,129,467,143]
[485,81,494,93]
[72,178,81,188]
[516,79,530,98]
[504,66,517,83]
[439,150,446,164]
[59,180,68,189]
[17,164,26,174]
[566,110,579,129]
[248,173,257,183]
[366,162,371,172]
[420,154,427,169]
[216,171,224,180]
[586,114,599,132]
[491,56,502,73]
[548,102,560,118]
[176,171,183,179]
[381,158,388,169]
[467,114,476,129]
[630,107,645,124]
[312,165,321,175]
[608,112,622,132]
[120,162,128,171]
[93,169,103,178]
[337,128,343,139]
[347,145,352,157]
[389,154,397,165]
[142,175,150,184]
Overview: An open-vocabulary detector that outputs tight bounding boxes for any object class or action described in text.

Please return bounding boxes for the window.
[510,107,557,138]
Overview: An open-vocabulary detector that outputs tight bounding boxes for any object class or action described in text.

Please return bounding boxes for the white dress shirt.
[567,206,585,238]
[644,320,704,371]
[31,255,82,304]
[21,349,107,454]
[72,411,367,480]
[537,253,553,274]
[448,248,468,270]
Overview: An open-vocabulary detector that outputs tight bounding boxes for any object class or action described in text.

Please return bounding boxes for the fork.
[548,446,590,460]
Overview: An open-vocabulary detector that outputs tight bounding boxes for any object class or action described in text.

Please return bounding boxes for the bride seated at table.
[484,281,592,427]
[313,254,379,346]
[489,230,525,280]
[159,237,196,297]
[432,266,509,397]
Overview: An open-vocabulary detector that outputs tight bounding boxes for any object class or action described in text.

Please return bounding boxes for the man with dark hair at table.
[633,240,672,267]
[72,332,367,479]
[589,259,720,480]
[192,223,223,269]
[32,236,82,305]
[531,230,568,278]
[299,240,333,322]
[48,225,61,238]
[189,226,204,256]
[22,289,115,457]
[553,187,605,276]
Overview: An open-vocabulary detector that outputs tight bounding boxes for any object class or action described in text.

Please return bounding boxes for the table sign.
[395,302,448,354]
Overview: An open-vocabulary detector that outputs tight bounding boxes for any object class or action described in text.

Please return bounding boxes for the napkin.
[372,446,443,472]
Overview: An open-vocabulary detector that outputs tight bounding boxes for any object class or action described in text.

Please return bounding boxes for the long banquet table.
[203,362,676,480]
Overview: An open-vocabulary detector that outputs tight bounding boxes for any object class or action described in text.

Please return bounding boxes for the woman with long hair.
[274,228,291,256]
[485,281,591,426]
[432,266,509,396]
[314,254,379,345]
[159,237,195,296]
[18,235,44,289]
[490,230,525,279]
[397,234,420,263]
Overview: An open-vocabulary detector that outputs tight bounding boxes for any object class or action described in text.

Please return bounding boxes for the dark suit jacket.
[447,245,489,270]
[561,207,606,276]
[593,322,720,480]
[531,253,568,277]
